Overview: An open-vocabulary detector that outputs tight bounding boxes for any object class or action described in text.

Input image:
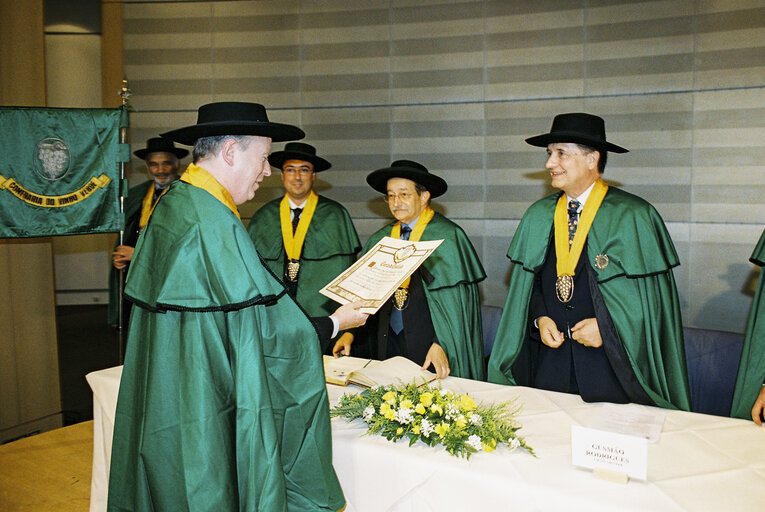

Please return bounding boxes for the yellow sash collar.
[280,190,319,261]
[138,184,169,229]
[554,178,608,277]
[180,163,240,219]
[390,206,435,289]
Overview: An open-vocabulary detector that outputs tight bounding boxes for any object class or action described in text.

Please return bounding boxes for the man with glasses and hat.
[731,229,765,424]
[107,136,187,325]
[488,113,691,410]
[107,102,367,512]
[248,142,361,354]
[333,160,486,381]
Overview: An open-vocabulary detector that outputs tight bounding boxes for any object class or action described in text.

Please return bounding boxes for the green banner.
[0,106,128,238]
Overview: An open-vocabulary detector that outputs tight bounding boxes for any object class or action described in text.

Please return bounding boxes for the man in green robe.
[107,137,186,326]
[730,229,765,424]
[333,160,486,381]
[107,102,368,512]
[248,142,361,353]
[487,113,691,410]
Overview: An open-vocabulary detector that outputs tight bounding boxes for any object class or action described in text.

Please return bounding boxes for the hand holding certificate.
[320,236,443,313]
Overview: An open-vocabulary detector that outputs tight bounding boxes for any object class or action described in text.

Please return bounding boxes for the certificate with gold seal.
[320,236,444,313]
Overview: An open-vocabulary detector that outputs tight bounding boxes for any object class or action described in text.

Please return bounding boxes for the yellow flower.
[396,427,404,436]
[458,394,477,411]
[380,403,391,415]
[412,424,421,435]
[383,391,397,404]
[400,399,414,409]
[419,392,433,407]
[384,409,395,420]
[455,416,467,428]
[482,438,497,453]
[435,422,450,438]
[415,403,426,415]
[430,404,443,416]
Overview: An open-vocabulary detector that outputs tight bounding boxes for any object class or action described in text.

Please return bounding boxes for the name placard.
[571,425,647,480]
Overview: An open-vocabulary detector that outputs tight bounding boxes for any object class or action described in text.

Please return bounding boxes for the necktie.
[291,208,303,234]
[390,225,412,334]
[567,199,580,247]
[152,186,163,204]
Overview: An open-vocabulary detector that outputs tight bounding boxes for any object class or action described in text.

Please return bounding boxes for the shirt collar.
[567,181,597,212]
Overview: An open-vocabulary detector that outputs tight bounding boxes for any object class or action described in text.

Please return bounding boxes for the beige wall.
[0,0,63,441]
[121,0,764,333]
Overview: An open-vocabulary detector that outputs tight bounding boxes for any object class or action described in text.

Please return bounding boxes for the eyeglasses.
[383,191,416,203]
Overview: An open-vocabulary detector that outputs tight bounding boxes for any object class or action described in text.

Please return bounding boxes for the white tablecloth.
[87,366,765,511]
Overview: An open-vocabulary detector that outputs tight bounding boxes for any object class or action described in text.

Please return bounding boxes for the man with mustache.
[333,160,486,380]
[488,113,691,410]
[248,142,360,354]
[108,137,186,326]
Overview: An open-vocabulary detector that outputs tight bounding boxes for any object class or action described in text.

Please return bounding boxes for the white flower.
[466,434,483,450]
[509,437,521,450]
[420,418,434,437]
[469,413,482,426]
[394,407,414,425]
[362,405,375,422]
[445,404,459,420]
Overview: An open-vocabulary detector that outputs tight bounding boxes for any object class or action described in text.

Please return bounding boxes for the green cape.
[107,179,152,325]
[730,229,765,419]
[487,188,691,410]
[248,195,360,317]
[365,212,486,380]
[108,181,345,512]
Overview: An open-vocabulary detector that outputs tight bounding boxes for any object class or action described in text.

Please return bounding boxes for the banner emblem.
[34,137,71,181]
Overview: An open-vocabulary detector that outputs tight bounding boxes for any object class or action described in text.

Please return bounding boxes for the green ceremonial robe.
[365,212,486,380]
[248,195,360,318]
[487,187,691,411]
[107,180,153,325]
[107,181,345,512]
[730,229,765,419]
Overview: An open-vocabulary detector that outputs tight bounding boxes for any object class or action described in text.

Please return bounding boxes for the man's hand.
[570,317,603,348]
[112,245,135,270]
[331,301,369,331]
[752,386,765,426]
[332,332,354,358]
[538,316,565,348]
[422,343,450,379]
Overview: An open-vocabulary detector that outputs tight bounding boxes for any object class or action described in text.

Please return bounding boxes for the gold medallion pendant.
[555,275,574,303]
[393,287,409,310]
[287,260,300,282]
[594,254,609,270]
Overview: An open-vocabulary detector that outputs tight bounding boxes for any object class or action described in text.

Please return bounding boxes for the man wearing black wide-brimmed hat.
[332,160,487,381]
[107,102,367,512]
[488,113,691,411]
[107,136,186,326]
[248,142,361,354]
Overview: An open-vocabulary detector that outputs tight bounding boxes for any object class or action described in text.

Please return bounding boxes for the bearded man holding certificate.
[333,160,486,381]
[488,113,691,410]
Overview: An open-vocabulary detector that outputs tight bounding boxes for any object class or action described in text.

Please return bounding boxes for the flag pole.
[118,79,131,364]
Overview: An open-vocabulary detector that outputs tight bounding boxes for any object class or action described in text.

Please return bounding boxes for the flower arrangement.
[330,382,534,459]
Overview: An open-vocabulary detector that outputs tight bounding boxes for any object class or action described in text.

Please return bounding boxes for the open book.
[323,355,437,388]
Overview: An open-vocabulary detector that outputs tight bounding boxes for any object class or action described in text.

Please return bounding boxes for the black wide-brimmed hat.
[525,112,628,153]
[366,160,447,198]
[160,102,305,146]
[133,137,189,160]
[268,142,331,172]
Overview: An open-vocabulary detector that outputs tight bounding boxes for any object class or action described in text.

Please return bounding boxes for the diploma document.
[320,236,443,313]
